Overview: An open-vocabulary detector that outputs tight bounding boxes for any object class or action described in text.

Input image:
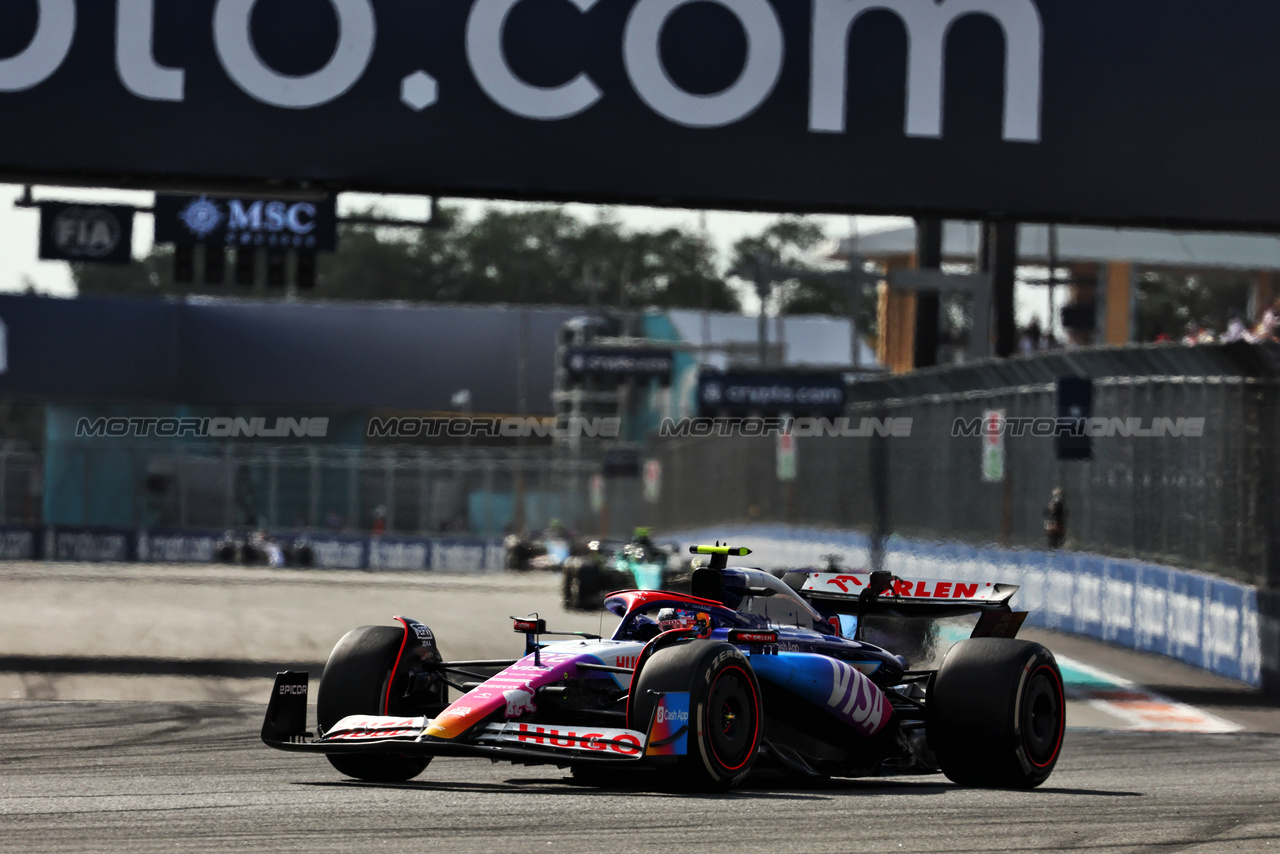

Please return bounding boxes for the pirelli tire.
[628,640,762,791]
[317,625,431,783]
[928,638,1066,789]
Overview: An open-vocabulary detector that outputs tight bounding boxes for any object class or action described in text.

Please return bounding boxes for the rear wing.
[796,571,1026,638]
[798,571,1018,616]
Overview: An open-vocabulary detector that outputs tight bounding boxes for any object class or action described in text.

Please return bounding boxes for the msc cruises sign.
[0,1,1275,228]
[154,194,338,250]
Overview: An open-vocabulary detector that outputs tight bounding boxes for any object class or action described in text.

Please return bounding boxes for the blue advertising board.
[564,347,674,383]
[698,372,846,416]
[672,523,1268,689]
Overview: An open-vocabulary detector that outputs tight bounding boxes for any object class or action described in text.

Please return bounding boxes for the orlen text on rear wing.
[798,572,1026,639]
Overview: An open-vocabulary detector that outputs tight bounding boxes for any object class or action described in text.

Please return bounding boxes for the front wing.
[262,672,666,765]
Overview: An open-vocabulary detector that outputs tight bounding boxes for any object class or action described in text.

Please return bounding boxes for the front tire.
[317,625,430,783]
[928,638,1065,789]
[628,641,762,791]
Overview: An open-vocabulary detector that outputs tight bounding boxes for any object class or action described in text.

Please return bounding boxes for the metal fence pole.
[267,447,278,530]
[81,449,90,526]
[0,448,8,523]
[385,452,396,532]
[483,457,495,535]
[347,449,358,531]
[178,455,189,528]
[307,447,319,530]
[222,446,234,528]
[417,450,429,534]
[426,457,437,534]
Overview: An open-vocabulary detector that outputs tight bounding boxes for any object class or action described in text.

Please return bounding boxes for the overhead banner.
[154,194,338,250]
[698,372,846,417]
[3,2,1280,228]
[38,202,134,264]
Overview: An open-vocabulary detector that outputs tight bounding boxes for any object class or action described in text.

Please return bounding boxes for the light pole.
[730,251,793,368]
[809,251,880,370]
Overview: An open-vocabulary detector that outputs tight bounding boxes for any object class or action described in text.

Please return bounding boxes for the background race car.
[217,530,314,568]
[561,529,693,610]
[503,521,580,572]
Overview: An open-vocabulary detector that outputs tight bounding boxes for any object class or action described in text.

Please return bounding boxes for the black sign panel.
[699,372,846,416]
[1056,376,1093,462]
[154,194,337,250]
[1060,305,1096,332]
[565,347,674,382]
[5,2,1280,228]
[38,203,134,264]
[602,448,641,478]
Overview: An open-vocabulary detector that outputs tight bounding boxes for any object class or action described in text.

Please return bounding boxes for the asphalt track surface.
[3,563,1280,852]
[2,701,1279,854]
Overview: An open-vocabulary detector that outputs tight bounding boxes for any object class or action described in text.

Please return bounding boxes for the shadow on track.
[1031,786,1143,796]
[296,775,1142,799]
[297,773,957,799]
[296,779,714,798]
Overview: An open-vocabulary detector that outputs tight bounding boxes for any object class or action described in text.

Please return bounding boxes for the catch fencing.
[37,444,600,539]
[0,443,42,527]
[14,343,1280,593]
[647,343,1280,591]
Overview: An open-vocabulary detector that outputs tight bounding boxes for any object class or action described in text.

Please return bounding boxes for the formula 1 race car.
[504,522,578,572]
[561,530,693,610]
[217,530,314,567]
[262,544,1065,791]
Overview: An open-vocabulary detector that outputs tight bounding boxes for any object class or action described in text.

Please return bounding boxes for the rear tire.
[628,641,762,791]
[317,625,430,783]
[928,638,1065,789]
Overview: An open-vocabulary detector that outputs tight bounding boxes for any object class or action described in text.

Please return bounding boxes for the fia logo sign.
[38,203,134,265]
[55,208,120,258]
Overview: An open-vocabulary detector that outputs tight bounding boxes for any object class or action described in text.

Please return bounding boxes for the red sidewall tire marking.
[706,665,760,773]
[1026,663,1065,769]
[383,621,410,715]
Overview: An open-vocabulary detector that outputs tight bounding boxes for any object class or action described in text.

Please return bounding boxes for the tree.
[1136,269,1252,341]
[72,204,742,312]
[729,216,835,314]
[629,227,739,311]
[73,246,179,298]
[728,216,877,334]
[728,217,826,280]
[312,205,467,302]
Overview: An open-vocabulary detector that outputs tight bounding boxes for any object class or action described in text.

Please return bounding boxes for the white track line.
[1055,654,1242,734]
